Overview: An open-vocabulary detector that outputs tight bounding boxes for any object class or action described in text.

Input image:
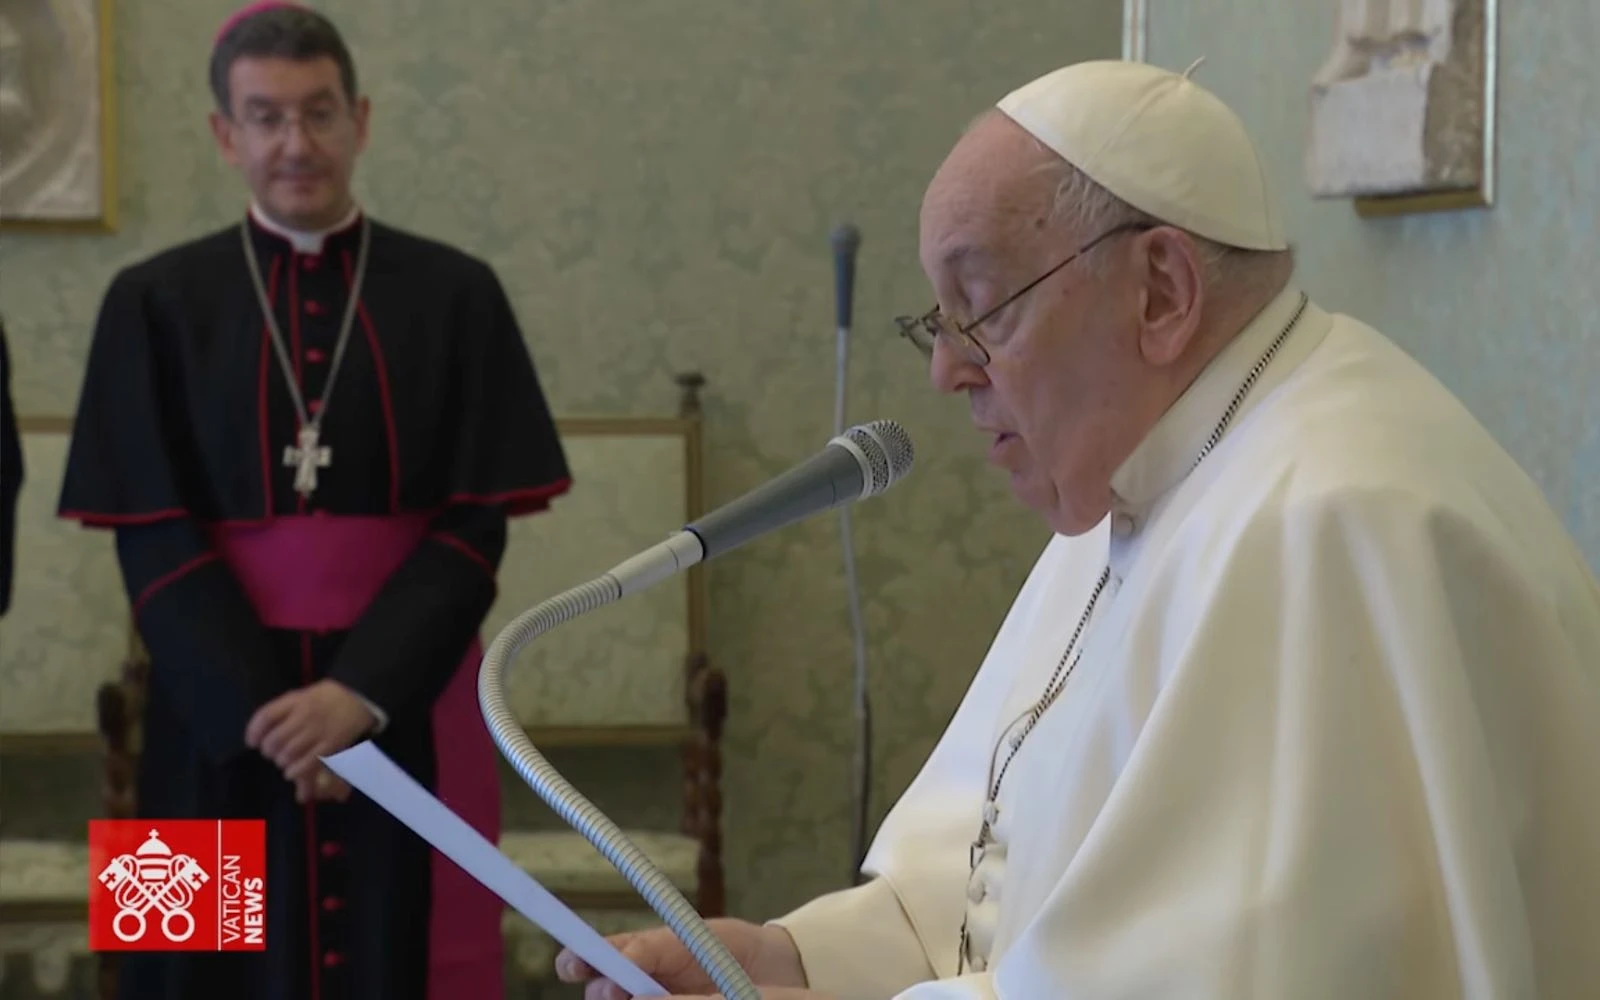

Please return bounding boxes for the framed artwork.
[1306,0,1498,217]
[0,0,118,232]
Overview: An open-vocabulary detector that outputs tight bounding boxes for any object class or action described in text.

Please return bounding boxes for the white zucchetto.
[997,59,1288,251]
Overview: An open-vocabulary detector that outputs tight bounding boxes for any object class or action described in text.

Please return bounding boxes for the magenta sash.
[209,514,504,1000]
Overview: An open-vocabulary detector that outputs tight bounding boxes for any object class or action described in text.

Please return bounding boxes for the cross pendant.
[282,425,332,498]
[969,827,993,872]
[968,800,1000,872]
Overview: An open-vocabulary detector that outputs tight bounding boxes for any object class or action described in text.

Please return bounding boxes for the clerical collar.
[1110,284,1330,511]
[247,201,362,254]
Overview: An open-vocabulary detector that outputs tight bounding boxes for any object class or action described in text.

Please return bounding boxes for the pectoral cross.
[969,801,999,867]
[283,425,331,498]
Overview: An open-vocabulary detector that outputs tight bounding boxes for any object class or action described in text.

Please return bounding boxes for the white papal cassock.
[772,284,1600,999]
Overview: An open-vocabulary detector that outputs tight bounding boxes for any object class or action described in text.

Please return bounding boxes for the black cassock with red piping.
[59,212,571,1000]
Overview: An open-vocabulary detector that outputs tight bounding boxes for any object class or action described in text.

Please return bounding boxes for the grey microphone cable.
[480,420,914,1000]
[831,222,873,882]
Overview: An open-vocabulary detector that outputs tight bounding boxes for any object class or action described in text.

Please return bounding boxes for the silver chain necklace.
[955,291,1309,973]
[240,216,372,500]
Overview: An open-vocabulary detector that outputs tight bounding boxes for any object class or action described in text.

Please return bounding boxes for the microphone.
[832,223,861,334]
[831,223,861,436]
[605,418,914,596]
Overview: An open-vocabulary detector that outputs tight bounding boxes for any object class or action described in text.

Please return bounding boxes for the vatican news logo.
[88,820,267,952]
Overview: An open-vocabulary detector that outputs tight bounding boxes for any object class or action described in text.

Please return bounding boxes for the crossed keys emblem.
[97,829,210,943]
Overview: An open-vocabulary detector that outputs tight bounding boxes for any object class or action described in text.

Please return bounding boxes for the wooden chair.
[488,372,726,984]
[0,647,138,1000]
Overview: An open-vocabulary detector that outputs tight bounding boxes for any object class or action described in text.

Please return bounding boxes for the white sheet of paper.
[322,740,666,998]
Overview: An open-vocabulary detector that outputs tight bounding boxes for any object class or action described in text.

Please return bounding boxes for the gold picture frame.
[0,0,119,233]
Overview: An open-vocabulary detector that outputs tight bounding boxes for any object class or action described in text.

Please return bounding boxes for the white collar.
[1110,283,1327,515]
[248,201,362,254]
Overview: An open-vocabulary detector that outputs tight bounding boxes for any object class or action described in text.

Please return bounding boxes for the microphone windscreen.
[831,223,862,257]
[835,419,914,497]
[831,223,861,329]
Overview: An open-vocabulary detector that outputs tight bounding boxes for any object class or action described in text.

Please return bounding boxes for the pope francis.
[559,59,1600,1000]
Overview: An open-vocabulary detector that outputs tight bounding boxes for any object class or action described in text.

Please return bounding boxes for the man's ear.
[209,109,242,169]
[1135,227,1205,367]
[352,95,371,155]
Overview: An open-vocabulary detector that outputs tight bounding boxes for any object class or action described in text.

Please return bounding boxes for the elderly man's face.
[918,114,1149,536]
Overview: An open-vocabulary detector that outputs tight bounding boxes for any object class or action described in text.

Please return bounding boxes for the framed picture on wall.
[1306,0,1498,217]
[0,0,118,232]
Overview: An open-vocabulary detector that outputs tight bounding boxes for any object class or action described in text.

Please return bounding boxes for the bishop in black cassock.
[58,205,571,999]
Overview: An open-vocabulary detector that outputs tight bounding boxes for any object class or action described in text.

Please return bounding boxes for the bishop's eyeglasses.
[233,103,352,143]
[894,221,1153,366]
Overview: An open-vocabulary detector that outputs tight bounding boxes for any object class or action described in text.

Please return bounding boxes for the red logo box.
[88,820,267,952]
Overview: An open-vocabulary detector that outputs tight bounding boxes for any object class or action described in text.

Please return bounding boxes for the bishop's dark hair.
[208,5,359,113]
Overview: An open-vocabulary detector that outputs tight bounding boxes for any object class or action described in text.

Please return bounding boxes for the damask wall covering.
[0,0,1121,928]
[1133,0,1600,564]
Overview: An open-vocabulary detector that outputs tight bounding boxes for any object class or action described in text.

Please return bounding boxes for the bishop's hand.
[245,679,379,787]
[291,765,353,805]
[555,918,808,1000]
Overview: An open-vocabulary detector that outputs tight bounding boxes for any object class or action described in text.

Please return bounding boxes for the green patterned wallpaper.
[0,0,1120,922]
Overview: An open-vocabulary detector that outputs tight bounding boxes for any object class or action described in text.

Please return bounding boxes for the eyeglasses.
[233,105,350,142]
[894,221,1154,366]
